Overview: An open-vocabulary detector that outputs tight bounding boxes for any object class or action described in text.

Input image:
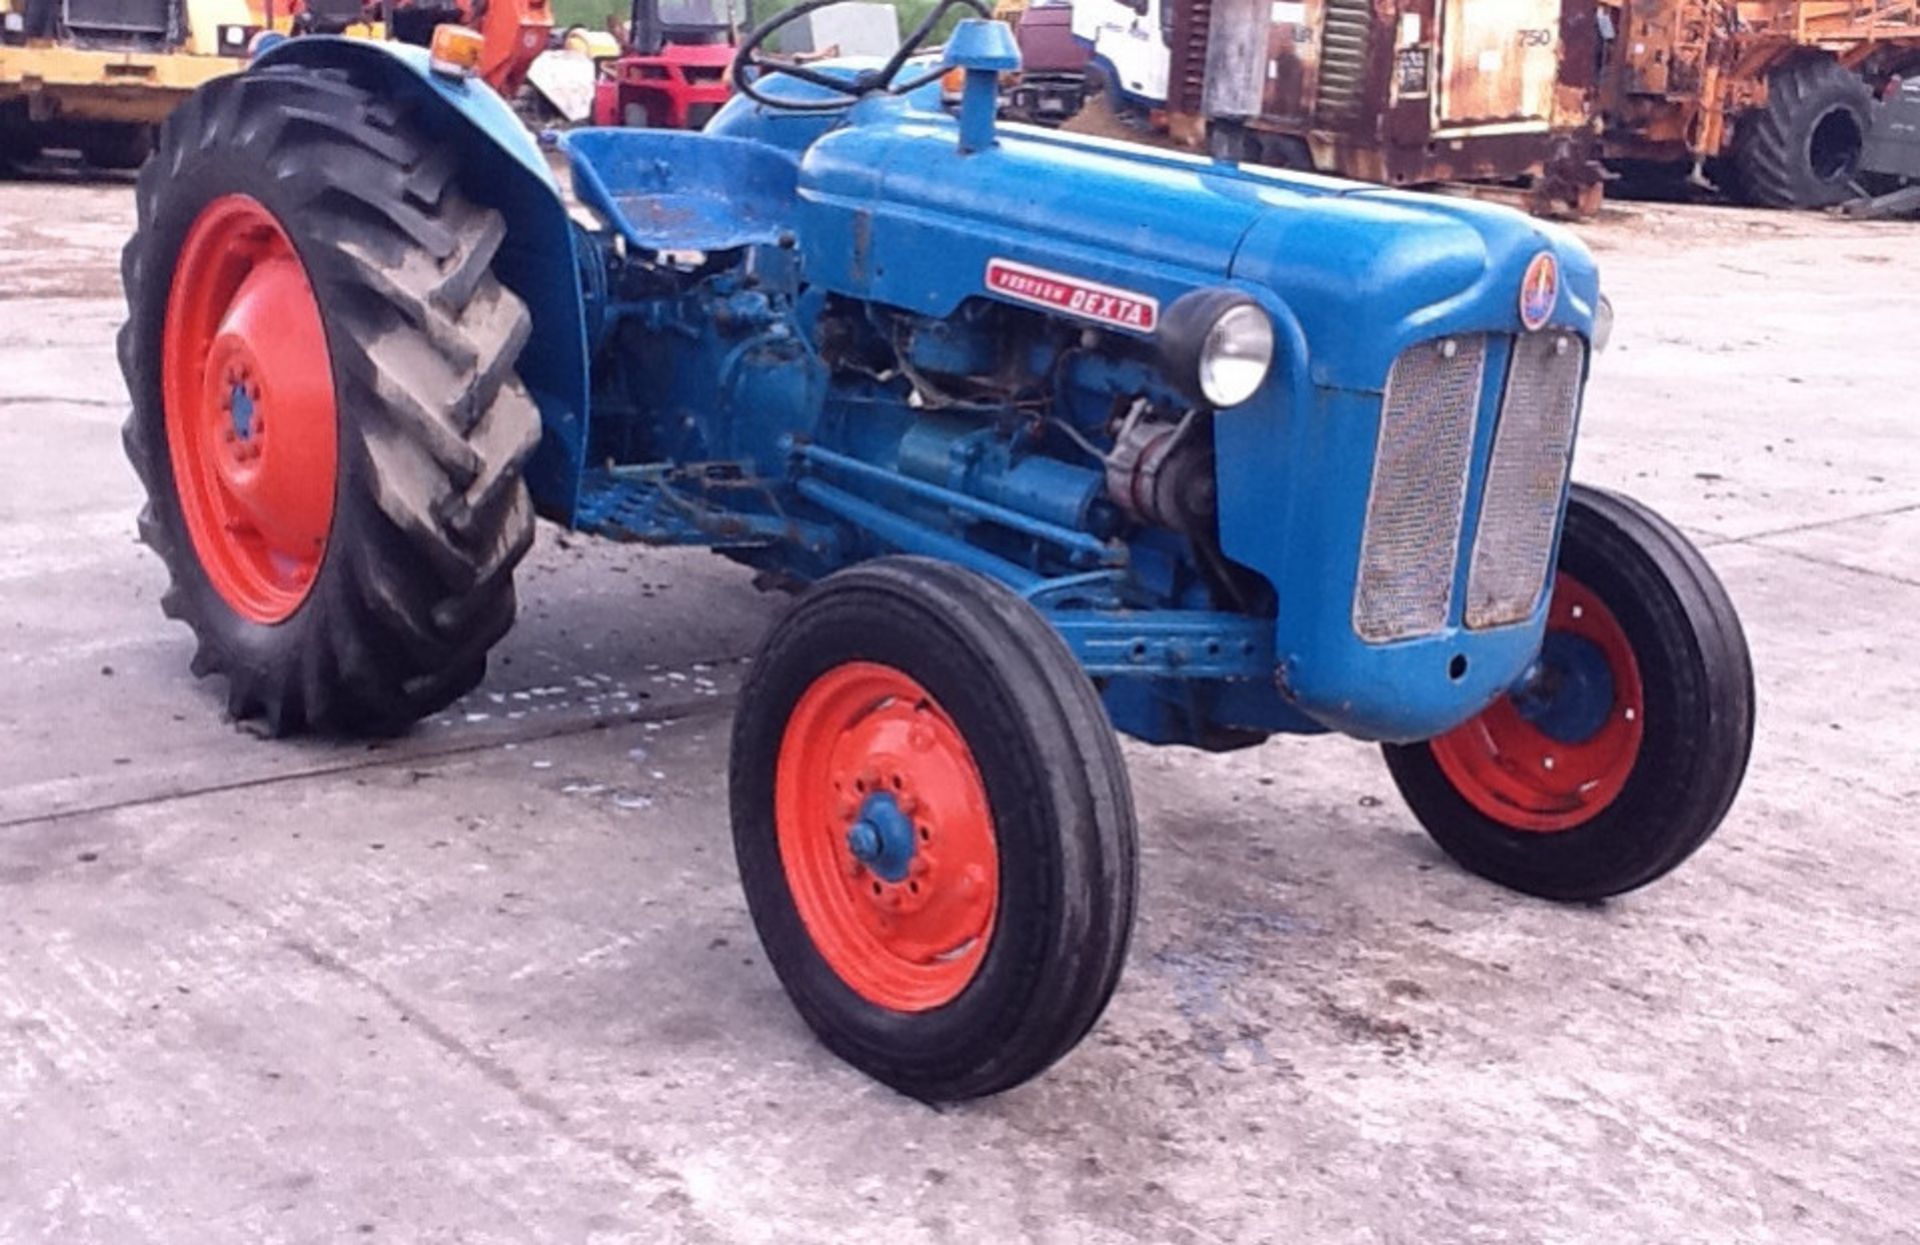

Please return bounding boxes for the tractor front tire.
[1382,486,1755,901]
[120,66,540,734]
[730,558,1139,1101]
[1733,55,1873,208]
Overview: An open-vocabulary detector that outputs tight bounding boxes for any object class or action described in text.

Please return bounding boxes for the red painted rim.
[1430,573,1645,833]
[162,194,338,624]
[774,662,1000,1012]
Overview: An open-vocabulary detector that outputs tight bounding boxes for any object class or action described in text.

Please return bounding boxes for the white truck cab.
[1070,0,1171,109]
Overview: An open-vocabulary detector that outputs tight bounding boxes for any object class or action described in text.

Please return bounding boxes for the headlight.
[1591,293,1615,355]
[1161,289,1276,409]
[1198,304,1275,407]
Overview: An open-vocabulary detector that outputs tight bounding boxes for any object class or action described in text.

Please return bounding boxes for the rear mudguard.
[252,37,593,521]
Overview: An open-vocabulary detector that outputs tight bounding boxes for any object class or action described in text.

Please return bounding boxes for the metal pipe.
[796,443,1121,566]
[958,68,998,153]
[795,479,1043,592]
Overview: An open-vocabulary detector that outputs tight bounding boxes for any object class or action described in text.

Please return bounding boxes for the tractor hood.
[788,100,1599,391]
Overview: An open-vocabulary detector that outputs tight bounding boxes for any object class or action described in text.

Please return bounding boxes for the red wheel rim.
[774,662,1000,1012]
[162,194,338,624]
[1430,573,1645,833]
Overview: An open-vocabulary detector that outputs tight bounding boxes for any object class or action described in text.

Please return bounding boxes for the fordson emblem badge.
[1519,252,1559,332]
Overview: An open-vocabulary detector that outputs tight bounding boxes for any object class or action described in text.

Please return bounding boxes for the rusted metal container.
[1190,0,1607,214]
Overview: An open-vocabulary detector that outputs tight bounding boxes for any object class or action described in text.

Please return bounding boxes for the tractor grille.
[1353,335,1486,643]
[1465,332,1586,629]
[1316,0,1375,122]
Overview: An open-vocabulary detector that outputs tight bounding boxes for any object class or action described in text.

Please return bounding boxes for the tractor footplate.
[575,467,791,549]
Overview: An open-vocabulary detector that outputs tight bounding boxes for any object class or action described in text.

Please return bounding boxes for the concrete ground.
[1,164,1917,1245]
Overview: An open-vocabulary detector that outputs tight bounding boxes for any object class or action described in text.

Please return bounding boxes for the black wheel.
[0,121,37,172]
[1382,485,1754,901]
[119,66,540,735]
[621,100,650,129]
[1207,119,1254,163]
[79,124,154,171]
[729,557,1137,1100]
[1265,134,1315,172]
[1208,122,1313,171]
[1733,55,1873,208]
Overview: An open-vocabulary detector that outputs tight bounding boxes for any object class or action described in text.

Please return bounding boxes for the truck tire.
[1733,55,1873,208]
[1382,486,1754,901]
[730,558,1138,1101]
[0,136,38,173]
[79,124,155,171]
[119,65,539,734]
[1206,119,1254,163]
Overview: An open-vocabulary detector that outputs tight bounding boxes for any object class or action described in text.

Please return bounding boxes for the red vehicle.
[592,0,738,129]
[1004,2,1092,125]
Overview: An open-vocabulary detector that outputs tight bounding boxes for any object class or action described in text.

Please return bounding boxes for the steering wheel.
[730,0,994,113]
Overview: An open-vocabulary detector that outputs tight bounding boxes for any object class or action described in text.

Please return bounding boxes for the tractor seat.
[566,129,798,254]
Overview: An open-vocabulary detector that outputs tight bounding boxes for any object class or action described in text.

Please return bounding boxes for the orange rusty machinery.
[1178,0,1609,216]
[1596,1,1920,206]
[290,0,551,95]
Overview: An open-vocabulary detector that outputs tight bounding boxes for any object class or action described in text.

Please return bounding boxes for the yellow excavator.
[0,0,547,170]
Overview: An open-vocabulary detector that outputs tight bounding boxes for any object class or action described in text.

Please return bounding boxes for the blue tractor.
[118,1,1755,1100]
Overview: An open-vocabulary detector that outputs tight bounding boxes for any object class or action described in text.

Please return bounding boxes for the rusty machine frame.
[1167,0,1919,213]
[1598,1,1920,205]
[1185,0,1609,215]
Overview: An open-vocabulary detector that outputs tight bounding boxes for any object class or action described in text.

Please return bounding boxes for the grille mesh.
[1465,332,1586,630]
[1352,336,1487,643]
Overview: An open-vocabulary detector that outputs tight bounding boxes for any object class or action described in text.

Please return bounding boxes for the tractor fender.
[252,37,594,522]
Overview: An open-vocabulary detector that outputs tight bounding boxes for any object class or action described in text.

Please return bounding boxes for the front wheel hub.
[1429,573,1645,832]
[846,790,917,883]
[775,662,1000,1012]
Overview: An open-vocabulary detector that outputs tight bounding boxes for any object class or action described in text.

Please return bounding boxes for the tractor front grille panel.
[1352,335,1487,643]
[1465,332,1586,630]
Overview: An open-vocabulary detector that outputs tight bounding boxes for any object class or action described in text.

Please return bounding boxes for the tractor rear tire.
[1732,56,1873,208]
[120,66,540,735]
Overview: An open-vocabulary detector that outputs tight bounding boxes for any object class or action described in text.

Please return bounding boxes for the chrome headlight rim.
[1159,288,1277,410]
